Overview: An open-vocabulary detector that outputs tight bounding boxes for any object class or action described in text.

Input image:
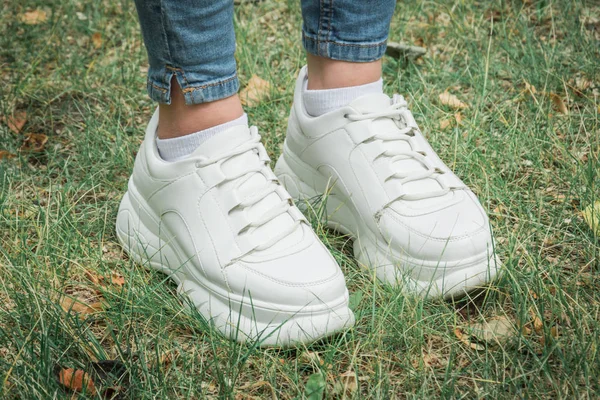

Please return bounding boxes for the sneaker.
[116,109,354,346]
[274,67,499,298]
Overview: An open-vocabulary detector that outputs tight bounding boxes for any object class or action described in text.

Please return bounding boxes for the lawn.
[1,0,599,398]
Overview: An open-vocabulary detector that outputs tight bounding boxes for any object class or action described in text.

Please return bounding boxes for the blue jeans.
[134,0,396,105]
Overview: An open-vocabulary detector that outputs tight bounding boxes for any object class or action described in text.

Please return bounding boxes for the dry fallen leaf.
[574,76,591,92]
[456,316,515,350]
[240,75,271,107]
[440,112,464,130]
[582,201,600,236]
[299,351,324,367]
[19,9,48,25]
[549,93,568,114]
[91,32,103,49]
[85,270,105,285]
[111,272,125,287]
[58,368,96,395]
[454,112,463,125]
[61,297,103,318]
[0,150,16,160]
[454,327,485,350]
[2,110,27,134]
[333,370,358,396]
[439,91,468,109]
[440,118,452,130]
[237,380,277,400]
[529,308,543,333]
[469,316,515,344]
[20,133,48,152]
[524,80,537,95]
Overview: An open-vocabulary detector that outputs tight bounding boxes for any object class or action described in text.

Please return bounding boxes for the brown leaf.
[2,110,27,134]
[454,327,485,350]
[61,297,103,318]
[0,150,16,160]
[237,381,277,400]
[456,316,516,350]
[454,112,463,125]
[582,201,600,236]
[440,112,464,130]
[19,9,48,25]
[549,93,568,114]
[20,133,48,152]
[529,308,543,333]
[439,91,468,109]
[85,270,104,285]
[240,75,271,107]
[439,118,452,130]
[333,370,358,396]
[468,316,515,344]
[574,76,591,92]
[58,368,96,395]
[111,272,125,287]
[91,32,103,49]
[524,80,537,95]
[299,351,324,367]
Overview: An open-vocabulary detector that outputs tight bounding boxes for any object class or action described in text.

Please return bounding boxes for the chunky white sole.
[115,184,354,347]
[274,148,499,299]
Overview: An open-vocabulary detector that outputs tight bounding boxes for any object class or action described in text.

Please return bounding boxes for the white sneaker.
[275,67,499,298]
[116,109,354,346]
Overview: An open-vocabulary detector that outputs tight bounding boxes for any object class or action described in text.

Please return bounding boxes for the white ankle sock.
[302,78,383,117]
[156,113,248,162]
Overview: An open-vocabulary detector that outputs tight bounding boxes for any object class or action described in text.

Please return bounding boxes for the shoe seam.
[381,208,488,242]
[236,261,341,288]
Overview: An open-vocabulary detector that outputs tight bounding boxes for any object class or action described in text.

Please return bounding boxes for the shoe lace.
[195,127,300,253]
[345,95,464,205]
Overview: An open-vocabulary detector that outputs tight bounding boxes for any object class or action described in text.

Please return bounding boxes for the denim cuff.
[302,31,388,63]
[146,66,239,105]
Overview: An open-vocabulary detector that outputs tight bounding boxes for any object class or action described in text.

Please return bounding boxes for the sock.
[302,78,383,117]
[156,113,248,162]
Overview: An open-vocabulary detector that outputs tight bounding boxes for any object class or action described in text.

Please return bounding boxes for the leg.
[116,0,355,345]
[301,0,395,90]
[134,0,242,139]
[274,0,499,298]
[297,1,395,116]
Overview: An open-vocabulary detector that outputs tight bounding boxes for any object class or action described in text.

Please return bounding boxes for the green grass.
[1,0,599,398]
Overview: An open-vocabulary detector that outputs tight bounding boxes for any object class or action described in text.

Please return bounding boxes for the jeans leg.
[301,0,396,62]
[134,0,238,105]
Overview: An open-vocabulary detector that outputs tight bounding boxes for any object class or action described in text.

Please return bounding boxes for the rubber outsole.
[274,151,500,299]
[115,187,355,347]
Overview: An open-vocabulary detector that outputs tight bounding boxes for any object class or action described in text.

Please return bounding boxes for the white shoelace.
[195,127,300,253]
[346,95,463,205]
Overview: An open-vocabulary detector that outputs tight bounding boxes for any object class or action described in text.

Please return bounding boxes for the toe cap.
[381,191,495,262]
[224,227,348,309]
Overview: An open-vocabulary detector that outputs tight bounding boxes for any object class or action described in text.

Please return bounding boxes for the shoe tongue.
[349,93,392,114]
[190,125,251,158]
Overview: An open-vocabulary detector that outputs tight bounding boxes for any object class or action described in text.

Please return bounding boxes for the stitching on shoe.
[236,261,341,288]
[382,208,488,242]
[195,189,235,293]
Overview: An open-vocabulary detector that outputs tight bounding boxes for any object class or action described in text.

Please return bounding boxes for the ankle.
[306,54,382,90]
[158,78,244,139]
